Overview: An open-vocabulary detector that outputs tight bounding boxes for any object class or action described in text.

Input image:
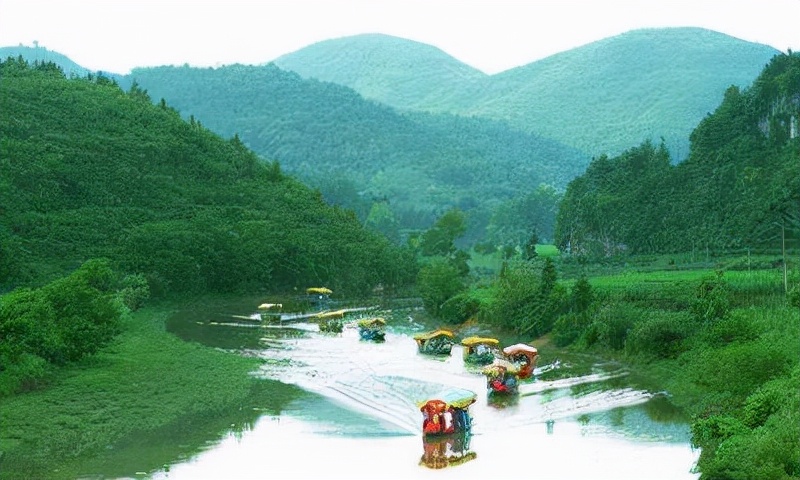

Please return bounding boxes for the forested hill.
[554,52,800,257]
[274,33,487,110]
[275,28,780,160]
[125,63,588,238]
[0,58,416,296]
[0,45,116,79]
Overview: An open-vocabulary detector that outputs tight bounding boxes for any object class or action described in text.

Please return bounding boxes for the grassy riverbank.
[0,302,303,479]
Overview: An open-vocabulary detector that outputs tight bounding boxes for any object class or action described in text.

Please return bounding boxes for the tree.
[524,231,539,261]
[420,208,467,257]
[416,258,465,318]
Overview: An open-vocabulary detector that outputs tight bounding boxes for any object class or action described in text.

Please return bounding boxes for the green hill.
[275,28,780,159]
[273,33,487,111]
[125,64,588,241]
[0,44,113,79]
[553,52,800,256]
[0,58,414,296]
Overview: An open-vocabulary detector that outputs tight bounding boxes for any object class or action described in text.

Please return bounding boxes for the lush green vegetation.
[1,57,415,297]
[0,301,304,479]
[1,39,797,480]
[124,63,587,245]
[555,52,800,257]
[275,28,779,160]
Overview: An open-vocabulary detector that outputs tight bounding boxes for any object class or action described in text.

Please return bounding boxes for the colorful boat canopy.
[306,287,333,295]
[413,329,455,341]
[416,387,477,409]
[482,358,520,375]
[257,303,283,310]
[315,309,346,320]
[358,317,386,327]
[461,336,500,347]
[502,343,538,356]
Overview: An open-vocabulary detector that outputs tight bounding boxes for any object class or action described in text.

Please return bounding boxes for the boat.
[316,310,344,333]
[461,336,500,365]
[417,388,476,437]
[502,343,539,379]
[357,317,386,342]
[482,359,520,394]
[413,329,455,355]
[306,287,333,295]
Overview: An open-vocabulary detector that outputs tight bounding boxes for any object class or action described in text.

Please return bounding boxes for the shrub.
[625,311,694,359]
[118,273,151,311]
[438,293,480,324]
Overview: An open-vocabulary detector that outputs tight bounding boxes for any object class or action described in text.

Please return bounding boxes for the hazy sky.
[1,0,798,74]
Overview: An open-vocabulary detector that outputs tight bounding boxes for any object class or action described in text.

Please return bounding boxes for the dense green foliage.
[0,259,131,395]
[555,52,800,257]
[0,58,415,296]
[125,63,587,244]
[275,28,779,160]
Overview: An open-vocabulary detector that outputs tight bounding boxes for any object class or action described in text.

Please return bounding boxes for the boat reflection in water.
[418,387,478,469]
[420,431,477,469]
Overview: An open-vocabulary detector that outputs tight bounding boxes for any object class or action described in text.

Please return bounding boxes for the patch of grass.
[0,303,303,479]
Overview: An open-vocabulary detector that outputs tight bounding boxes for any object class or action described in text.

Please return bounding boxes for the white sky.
[0,0,798,74]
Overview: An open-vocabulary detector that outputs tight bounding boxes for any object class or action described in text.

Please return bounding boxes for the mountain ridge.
[274,27,781,159]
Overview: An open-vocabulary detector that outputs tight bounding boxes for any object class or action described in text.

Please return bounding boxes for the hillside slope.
[273,33,487,111]
[126,64,588,235]
[0,58,412,295]
[276,28,780,159]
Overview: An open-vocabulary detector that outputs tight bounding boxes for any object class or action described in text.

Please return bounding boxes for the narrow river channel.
[157,299,699,479]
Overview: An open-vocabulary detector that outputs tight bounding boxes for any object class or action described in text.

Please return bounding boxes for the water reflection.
[153,299,700,479]
[420,432,477,469]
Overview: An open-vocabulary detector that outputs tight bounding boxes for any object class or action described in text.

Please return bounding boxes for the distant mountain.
[274,33,487,111]
[275,28,781,159]
[126,64,588,239]
[0,45,126,81]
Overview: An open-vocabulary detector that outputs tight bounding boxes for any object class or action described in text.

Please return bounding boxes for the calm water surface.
[154,299,699,479]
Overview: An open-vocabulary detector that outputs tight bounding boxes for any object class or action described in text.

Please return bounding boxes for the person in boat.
[414,329,455,355]
[418,389,476,436]
[482,360,519,394]
[502,343,539,379]
[461,336,500,365]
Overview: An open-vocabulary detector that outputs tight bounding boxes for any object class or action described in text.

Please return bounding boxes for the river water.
[155,300,699,480]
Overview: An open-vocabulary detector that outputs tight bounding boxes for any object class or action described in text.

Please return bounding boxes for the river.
[154,298,699,479]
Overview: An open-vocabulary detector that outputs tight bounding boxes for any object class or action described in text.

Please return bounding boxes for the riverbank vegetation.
[0,300,304,479]
[415,52,800,478]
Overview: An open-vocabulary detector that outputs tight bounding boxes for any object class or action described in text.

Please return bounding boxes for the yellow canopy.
[258,303,282,310]
[482,358,519,375]
[461,336,500,347]
[315,309,345,320]
[358,317,386,327]
[306,287,333,295]
[413,329,454,341]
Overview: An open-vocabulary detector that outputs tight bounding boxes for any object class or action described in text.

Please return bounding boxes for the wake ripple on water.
[253,322,654,437]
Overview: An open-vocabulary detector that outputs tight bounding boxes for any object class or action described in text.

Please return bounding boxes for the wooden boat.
[461,336,500,365]
[502,343,539,379]
[413,329,455,355]
[417,388,476,437]
[316,309,345,333]
[482,359,520,394]
[357,317,386,342]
